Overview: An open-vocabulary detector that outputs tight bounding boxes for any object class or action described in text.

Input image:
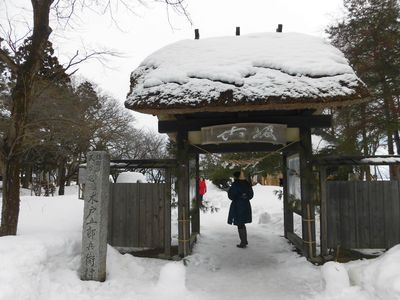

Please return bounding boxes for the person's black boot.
[237,227,248,248]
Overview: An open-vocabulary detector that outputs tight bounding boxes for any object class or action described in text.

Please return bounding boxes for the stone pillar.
[80,151,110,282]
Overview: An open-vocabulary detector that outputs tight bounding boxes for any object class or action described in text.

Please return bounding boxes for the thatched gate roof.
[125,32,369,115]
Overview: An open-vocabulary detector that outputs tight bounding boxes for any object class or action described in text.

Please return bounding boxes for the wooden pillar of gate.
[177,130,191,257]
[192,154,200,234]
[319,166,328,257]
[282,153,294,238]
[164,168,172,257]
[299,127,316,258]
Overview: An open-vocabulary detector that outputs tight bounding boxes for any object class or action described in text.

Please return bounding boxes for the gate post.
[80,151,110,282]
[282,153,294,238]
[177,130,190,257]
[192,154,200,234]
[299,128,316,259]
[319,166,328,257]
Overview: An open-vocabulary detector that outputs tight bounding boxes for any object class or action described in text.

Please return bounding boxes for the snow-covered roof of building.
[125,32,369,115]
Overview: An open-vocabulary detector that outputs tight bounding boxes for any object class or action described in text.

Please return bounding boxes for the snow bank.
[314,245,400,300]
[346,245,400,300]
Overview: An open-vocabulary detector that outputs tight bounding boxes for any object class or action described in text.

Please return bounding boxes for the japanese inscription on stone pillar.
[80,151,110,282]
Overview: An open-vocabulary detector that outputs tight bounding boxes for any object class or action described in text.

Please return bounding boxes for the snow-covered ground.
[1,183,400,300]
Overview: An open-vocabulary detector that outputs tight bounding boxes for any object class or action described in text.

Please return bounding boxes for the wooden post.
[236,26,240,36]
[192,154,200,234]
[319,166,328,257]
[282,154,294,237]
[276,24,283,32]
[177,130,191,257]
[164,169,172,258]
[194,29,200,40]
[299,127,316,259]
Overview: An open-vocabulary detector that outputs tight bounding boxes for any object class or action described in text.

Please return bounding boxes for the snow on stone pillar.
[80,151,110,282]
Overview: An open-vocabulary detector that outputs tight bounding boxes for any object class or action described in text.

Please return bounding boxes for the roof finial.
[194,29,200,40]
[276,24,283,33]
[236,27,240,36]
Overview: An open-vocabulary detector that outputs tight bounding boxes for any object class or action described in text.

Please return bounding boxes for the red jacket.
[199,180,207,196]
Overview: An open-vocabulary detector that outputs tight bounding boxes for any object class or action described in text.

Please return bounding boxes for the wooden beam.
[158,115,332,133]
[312,155,400,166]
[177,131,191,257]
[282,154,294,238]
[282,141,301,155]
[191,154,200,234]
[164,169,172,258]
[287,232,304,254]
[189,143,282,154]
[299,127,317,259]
[319,166,328,257]
[110,159,177,169]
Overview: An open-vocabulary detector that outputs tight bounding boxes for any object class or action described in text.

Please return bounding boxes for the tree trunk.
[21,166,31,189]
[394,129,400,154]
[58,161,66,196]
[0,159,21,235]
[382,88,398,179]
[0,0,52,236]
[361,104,372,181]
[393,130,400,179]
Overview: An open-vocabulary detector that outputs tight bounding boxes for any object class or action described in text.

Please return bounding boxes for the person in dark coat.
[227,170,254,248]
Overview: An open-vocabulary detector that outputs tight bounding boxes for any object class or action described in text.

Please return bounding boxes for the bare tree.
[0,0,190,236]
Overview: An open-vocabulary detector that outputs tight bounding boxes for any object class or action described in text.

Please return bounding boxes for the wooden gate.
[326,181,400,249]
[107,182,171,252]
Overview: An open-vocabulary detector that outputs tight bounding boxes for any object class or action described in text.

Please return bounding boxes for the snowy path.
[185,185,322,300]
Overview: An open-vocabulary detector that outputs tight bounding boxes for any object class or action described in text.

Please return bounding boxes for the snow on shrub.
[116,172,147,183]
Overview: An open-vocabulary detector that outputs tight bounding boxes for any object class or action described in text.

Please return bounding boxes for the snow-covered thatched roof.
[125,32,369,115]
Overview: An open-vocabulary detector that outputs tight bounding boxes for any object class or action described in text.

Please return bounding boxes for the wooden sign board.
[201,123,287,145]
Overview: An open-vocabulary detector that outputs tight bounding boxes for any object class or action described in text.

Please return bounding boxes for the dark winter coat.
[227,179,253,225]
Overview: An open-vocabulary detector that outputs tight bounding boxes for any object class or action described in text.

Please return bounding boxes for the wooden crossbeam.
[110,159,177,169]
[158,115,332,133]
[313,155,400,166]
[188,143,283,154]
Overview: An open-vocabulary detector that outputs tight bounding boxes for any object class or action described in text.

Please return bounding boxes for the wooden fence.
[326,181,400,249]
[107,182,171,253]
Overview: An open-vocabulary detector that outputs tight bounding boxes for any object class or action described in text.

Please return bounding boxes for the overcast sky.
[2,0,345,130]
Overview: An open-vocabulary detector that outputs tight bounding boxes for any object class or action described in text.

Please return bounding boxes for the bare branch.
[63,48,121,74]
[157,0,192,24]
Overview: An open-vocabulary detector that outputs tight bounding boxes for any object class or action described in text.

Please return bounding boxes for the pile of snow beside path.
[314,246,400,300]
